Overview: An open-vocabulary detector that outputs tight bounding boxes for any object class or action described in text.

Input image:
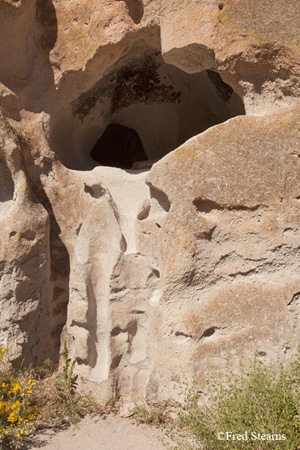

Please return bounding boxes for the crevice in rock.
[36,0,58,51]
[120,234,128,253]
[175,330,193,339]
[207,70,234,102]
[19,137,70,367]
[193,198,262,213]
[121,0,144,24]
[137,199,150,220]
[75,223,82,236]
[20,230,36,241]
[111,320,138,337]
[84,182,106,198]
[84,280,98,369]
[111,326,125,337]
[0,154,14,203]
[148,184,171,212]
[193,199,222,213]
[255,351,267,357]
[196,225,217,241]
[127,320,138,337]
[110,354,123,370]
[287,292,300,307]
[200,326,219,339]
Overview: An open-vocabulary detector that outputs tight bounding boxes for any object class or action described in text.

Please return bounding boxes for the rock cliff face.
[0,0,300,402]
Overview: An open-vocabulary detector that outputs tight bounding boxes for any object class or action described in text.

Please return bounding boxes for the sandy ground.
[29,415,170,450]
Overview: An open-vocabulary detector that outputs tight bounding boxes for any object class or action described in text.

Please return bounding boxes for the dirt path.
[30,415,169,450]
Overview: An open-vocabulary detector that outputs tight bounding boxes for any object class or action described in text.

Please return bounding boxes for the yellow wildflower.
[7,411,17,423]
[12,383,20,393]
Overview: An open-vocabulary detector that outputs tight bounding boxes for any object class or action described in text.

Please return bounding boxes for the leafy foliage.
[167,353,300,449]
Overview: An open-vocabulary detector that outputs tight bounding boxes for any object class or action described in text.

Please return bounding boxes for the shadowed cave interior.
[91,124,148,169]
[50,50,245,170]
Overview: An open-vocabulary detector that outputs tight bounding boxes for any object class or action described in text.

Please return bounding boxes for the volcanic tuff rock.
[0,0,300,402]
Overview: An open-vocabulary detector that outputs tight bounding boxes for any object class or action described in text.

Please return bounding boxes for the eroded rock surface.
[0,113,53,365]
[147,105,300,396]
[0,0,300,403]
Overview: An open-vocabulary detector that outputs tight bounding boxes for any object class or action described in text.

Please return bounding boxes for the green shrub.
[168,353,300,449]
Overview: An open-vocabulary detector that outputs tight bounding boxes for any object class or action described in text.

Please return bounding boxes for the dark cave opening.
[91,123,148,169]
[50,50,245,171]
[87,54,245,170]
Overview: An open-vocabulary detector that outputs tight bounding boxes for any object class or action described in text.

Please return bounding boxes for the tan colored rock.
[160,0,217,73]
[0,84,21,121]
[214,0,300,114]
[0,0,300,405]
[0,113,53,365]
[146,105,300,396]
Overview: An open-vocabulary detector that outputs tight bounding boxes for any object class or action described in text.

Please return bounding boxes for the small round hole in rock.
[202,327,216,338]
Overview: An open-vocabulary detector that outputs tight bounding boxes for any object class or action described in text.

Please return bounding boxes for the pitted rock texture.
[0,114,55,366]
[147,105,300,395]
[0,0,300,404]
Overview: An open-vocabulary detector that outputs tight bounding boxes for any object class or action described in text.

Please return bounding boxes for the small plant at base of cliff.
[166,353,300,450]
[132,402,171,426]
[36,345,102,425]
[0,348,40,450]
[51,345,79,421]
[105,394,120,412]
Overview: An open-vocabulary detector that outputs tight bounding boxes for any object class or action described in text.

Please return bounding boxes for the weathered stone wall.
[0,0,300,403]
